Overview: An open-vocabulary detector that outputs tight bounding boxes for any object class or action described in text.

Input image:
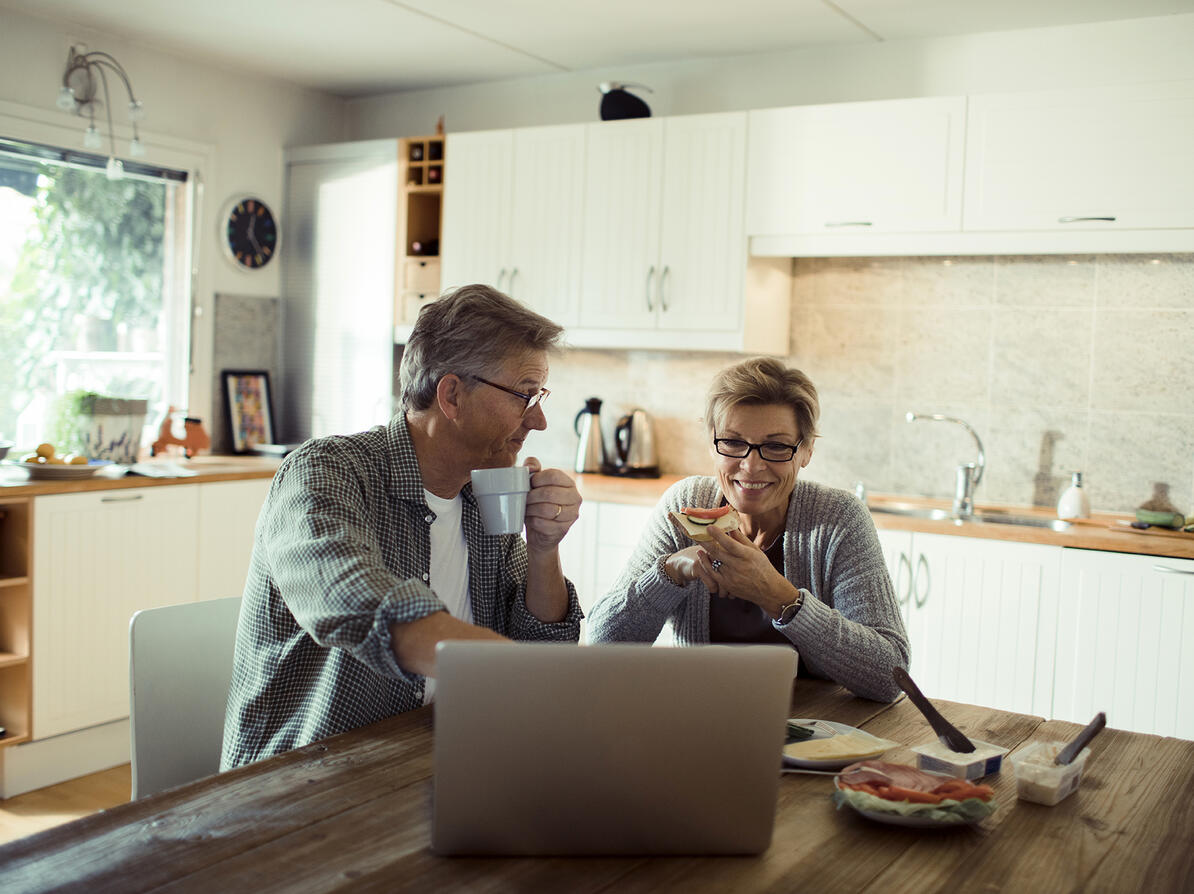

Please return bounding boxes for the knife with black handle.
[893,667,976,753]
[1055,712,1106,765]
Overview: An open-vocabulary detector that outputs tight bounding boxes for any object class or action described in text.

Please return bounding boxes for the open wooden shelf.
[396,134,445,334]
[0,498,32,751]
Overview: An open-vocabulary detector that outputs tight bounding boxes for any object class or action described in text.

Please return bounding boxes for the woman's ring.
[552,503,563,520]
[711,559,723,571]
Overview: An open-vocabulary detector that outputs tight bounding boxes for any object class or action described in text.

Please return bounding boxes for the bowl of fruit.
[14,443,111,480]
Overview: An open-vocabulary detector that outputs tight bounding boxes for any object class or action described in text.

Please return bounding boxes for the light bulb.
[83,125,102,149]
[129,137,146,158]
[128,99,145,122]
[56,86,77,111]
[105,157,124,180]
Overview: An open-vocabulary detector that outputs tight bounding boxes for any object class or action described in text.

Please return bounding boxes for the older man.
[222,285,583,768]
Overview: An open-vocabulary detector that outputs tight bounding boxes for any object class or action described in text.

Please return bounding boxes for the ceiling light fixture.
[56,46,145,179]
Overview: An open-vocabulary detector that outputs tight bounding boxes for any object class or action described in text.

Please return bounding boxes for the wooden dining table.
[3,678,1192,893]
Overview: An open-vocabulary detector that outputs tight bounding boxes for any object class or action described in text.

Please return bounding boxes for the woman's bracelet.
[661,555,685,587]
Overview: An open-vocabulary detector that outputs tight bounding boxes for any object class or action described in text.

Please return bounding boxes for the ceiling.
[3,0,1193,98]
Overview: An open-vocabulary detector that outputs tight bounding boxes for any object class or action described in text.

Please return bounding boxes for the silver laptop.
[431,641,796,856]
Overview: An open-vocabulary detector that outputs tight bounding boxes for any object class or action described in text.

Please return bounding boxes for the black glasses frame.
[713,437,803,463]
[471,375,550,413]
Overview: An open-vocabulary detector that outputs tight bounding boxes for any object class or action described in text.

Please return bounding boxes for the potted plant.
[50,390,148,463]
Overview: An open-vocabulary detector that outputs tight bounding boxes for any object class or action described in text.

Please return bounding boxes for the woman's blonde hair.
[704,357,820,442]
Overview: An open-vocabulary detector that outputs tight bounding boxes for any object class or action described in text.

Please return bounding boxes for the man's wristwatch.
[776,591,804,625]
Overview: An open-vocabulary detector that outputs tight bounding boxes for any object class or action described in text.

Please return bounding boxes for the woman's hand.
[701,526,794,617]
[663,545,723,593]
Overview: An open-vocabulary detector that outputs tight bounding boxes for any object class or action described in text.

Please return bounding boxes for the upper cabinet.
[441,113,791,354]
[576,112,789,353]
[440,124,586,328]
[749,80,1194,256]
[746,96,966,246]
[963,81,1194,236]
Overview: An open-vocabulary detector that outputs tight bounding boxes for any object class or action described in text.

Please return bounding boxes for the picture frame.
[222,369,276,454]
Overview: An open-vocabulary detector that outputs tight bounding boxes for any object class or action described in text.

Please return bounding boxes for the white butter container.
[1010,741,1091,806]
[910,739,1009,780]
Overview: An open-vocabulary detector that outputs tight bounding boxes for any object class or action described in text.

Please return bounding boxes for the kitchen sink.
[868,503,1073,532]
[867,503,952,522]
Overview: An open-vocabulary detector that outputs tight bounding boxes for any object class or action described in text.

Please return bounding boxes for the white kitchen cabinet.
[196,478,272,603]
[559,500,655,637]
[746,96,966,246]
[876,529,1060,717]
[440,129,512,292]
[32,485,200,739]
[441,125,586,326]
[1053,549,1194,739]
[577,113,787,353]
[963,81,1194,242]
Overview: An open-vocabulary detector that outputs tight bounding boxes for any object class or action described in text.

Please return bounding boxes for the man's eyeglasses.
[471,375,551,414]
[713,437,803,463]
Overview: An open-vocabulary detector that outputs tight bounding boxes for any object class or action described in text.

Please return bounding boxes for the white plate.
[832,774,990,828]
[10,460,113,480]
[782,719,894,770]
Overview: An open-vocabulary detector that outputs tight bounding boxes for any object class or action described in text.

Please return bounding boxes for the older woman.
[586,357,908,701]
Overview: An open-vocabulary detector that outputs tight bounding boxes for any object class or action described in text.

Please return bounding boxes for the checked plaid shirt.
[221,414,582,769]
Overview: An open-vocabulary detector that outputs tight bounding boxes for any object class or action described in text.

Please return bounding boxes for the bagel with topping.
[668,505,741,542]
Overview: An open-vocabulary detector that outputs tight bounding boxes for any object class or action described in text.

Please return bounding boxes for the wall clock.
[221,196,279,270]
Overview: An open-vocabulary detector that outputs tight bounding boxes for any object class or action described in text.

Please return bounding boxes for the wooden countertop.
[0,455,280,497]
[4,464,1188,559]
[575,473,1194,560]
[3,678,1190,892]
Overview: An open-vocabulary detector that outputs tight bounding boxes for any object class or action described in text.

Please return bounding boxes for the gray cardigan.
[585,476,909,701]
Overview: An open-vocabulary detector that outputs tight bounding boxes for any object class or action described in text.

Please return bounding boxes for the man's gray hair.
[400,283,566,411]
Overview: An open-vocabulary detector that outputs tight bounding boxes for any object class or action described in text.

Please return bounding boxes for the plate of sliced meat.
[832,760,997,828]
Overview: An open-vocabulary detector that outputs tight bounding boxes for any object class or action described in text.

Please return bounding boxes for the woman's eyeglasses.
[713,437,802,463]
[471,375,550,414]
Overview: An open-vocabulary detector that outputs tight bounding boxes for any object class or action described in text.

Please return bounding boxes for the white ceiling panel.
[395,0,868,71]
[0,0,560,95]
[834,0,1194,41]
[2,0,1192,97]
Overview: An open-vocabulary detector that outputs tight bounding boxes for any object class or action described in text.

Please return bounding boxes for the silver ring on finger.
[711,559,723,572]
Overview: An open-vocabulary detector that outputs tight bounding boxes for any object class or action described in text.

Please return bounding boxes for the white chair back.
[129,596,241,799]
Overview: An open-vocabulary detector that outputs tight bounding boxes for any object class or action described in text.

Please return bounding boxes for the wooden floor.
[0,764,131,846]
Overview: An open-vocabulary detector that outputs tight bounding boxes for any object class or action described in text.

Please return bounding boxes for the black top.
[708,535,792,647]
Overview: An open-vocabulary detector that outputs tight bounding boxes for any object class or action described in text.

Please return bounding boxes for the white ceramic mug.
[470,466,531,535]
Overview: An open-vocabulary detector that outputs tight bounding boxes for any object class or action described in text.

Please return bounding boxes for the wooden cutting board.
[1107,521,1194,541]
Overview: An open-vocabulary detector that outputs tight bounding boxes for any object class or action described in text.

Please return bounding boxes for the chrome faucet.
[905,412,986,519]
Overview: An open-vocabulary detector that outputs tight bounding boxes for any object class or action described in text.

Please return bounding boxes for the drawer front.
[403,258,440,292]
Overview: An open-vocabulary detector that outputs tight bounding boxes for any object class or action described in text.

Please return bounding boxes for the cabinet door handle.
[1058,216,1117,223]
[508,267,519,297]
[824,221,873,228]
[101,494,144,503]
[659,265,670,312]
[896,552,913,607]
[497,268,508,291]
[645,265,655,312]
[1153,564,1194,575]
[913,553,929,608]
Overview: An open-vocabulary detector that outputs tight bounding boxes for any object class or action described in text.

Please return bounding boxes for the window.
[0,137,191,448]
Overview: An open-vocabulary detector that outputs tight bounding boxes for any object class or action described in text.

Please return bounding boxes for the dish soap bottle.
[1057,472,1091,520]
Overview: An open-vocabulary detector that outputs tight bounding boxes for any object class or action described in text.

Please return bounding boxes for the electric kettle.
[606,408,660,478]
[573,397,606,474]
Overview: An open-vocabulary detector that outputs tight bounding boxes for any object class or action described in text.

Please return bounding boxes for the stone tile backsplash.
[531,253,1194,515]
